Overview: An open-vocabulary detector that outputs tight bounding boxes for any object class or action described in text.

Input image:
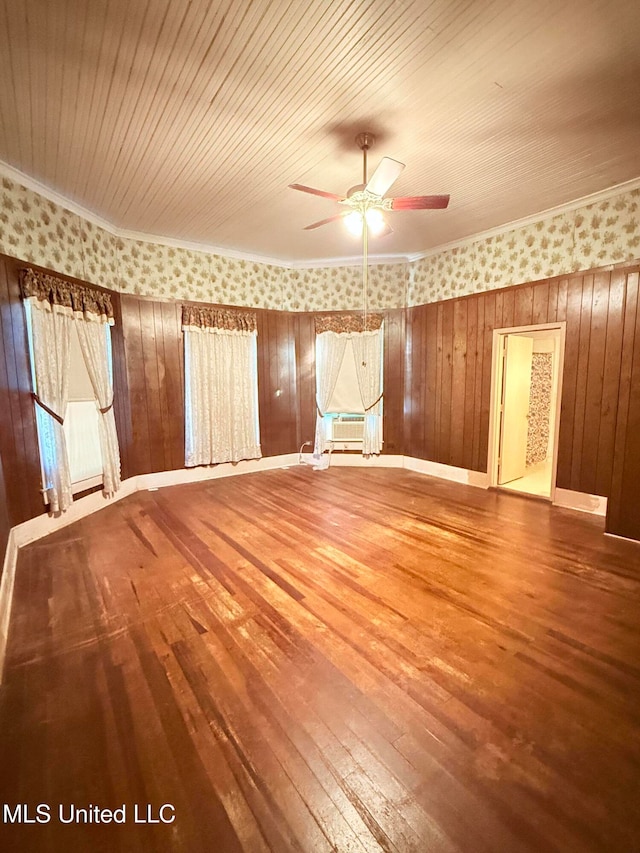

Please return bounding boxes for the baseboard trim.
[10,478,139,551]
[604,531,640,544]
[136,454,300,490]
[402,456,490,488]
[552,488,607,516]
[299,452,404,469]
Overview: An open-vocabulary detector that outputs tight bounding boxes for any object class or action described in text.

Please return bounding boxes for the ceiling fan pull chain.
[362,217,368,334]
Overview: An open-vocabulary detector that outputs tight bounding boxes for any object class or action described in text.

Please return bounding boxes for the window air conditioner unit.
[331,415,365,442]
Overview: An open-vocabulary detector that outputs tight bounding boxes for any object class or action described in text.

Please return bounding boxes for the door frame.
[487,322,566,499]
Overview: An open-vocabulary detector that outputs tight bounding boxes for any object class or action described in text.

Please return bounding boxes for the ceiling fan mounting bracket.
[355,132,375,151]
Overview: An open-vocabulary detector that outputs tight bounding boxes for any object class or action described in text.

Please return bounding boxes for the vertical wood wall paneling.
[0,452,10,572]
[571,274,595,491]
[161,301,185,471]
[120,296,153,476]
[255,310,269,454]
[292,313,316,450]
[477,291,496,470]
[532,281,550,325]
[514,284,534,327]
[607,270,640,539]
[420,305,430,460]
[121,297,184,475]
[502,288,515,328]
[402,306,414,457]
[556,277,569,323]
[278,310,298,455]
[556,275,582,488]
[0,256,48,525]
[110,291,134,481]
[141,300,165,472]
[439,301,454,464]
[460,297,476,471]
[404,304,423,458]
[430,303,444,461]
[450,298,467,467]
[423,305,438,460]
[256,310,298,458]
[596,270,625,498]
[581,271,610,496]
[471,295,485,471]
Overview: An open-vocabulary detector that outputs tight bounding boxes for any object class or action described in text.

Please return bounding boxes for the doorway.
[488,323,565,500]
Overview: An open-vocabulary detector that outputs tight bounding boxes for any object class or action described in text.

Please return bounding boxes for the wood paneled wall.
[0,453,11,573]
[404,263,640,537]
[257,311,308,457]
[0,250,637,541]
[120,296,185,476]
[606,271,640,539]
[382,308,405,455]
[118,303,405,471]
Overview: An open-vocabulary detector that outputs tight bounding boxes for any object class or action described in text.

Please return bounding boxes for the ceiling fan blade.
[365,157,405,197]
[303,213,347,230]
[391,195,450,210]
[289,183,344,201]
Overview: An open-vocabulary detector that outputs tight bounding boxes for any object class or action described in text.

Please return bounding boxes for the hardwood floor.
[1,467,639,853]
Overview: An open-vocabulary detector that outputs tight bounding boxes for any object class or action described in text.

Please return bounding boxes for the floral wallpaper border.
[1,174,638,311]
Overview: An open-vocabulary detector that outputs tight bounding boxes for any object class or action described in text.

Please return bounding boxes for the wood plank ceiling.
[0,0,639,263]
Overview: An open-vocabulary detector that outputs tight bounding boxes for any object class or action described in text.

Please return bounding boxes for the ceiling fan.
[289,132,450,236]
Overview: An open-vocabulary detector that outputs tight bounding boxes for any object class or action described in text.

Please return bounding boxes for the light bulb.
[365,208,385,235]
[345,211,363,236]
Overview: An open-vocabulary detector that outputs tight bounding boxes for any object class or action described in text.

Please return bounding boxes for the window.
[20,268,121,514]
[183,306,261,466]
[314,317,384,456]
[63,322,109,492]
[25,302,111,496]
[325,339,366,414]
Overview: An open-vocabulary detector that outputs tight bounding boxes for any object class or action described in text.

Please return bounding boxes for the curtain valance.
[182,305,257,333]
[20,268,114,322]
[315,313,383,335]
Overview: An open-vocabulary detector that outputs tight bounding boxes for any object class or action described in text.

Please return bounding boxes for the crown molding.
[0,160,118,234]
[406,177,640,263]
[2,159,638,272]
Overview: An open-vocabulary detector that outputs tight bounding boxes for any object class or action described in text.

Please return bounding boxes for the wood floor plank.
[1,468,640,852]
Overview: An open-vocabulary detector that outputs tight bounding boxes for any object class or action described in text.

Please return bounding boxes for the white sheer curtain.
[313,331,348,456]
[184,326,261,466]
[351,326,384,456]
[27,298,73,513]
[75,315,121,496]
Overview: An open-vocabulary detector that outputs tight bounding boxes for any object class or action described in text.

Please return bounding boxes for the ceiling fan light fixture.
[345,210,363,236]
[365,208,385,235]
[344,208,386,236]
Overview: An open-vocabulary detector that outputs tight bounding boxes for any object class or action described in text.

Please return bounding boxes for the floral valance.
[20,268,114,321]
[182,305,257,333]
[315,313,384,335]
